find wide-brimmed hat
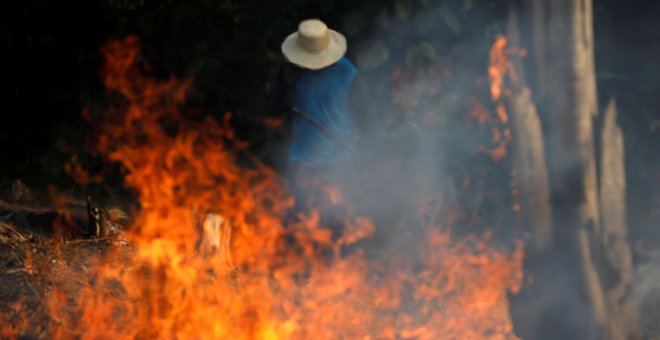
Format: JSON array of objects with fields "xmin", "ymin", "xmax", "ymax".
[{"xmin": 281, "ymin": 19, "xmax": 346, "ymax": 70}]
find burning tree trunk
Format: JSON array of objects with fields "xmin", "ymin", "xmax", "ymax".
[
  {"xmin": 508, "ymin": 0, "xmax": 638, "ymax": 339},
  {"xmin": 500, "ymin": 6, "xmax": 554, "ymax": 252},
  {"xmin": 492, "ymin": 7, "xmax": 557, "ymax": 338}
]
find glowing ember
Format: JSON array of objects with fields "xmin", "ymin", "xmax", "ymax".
[{"xmin": 5, "ymin": 36, "xmax": 523, "ymax": 339}]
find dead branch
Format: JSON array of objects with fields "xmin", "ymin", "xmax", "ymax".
[
  {"xmin": 0, "ymin": 222, "xmax": 29, "ymax": 243},
  {"xmin": 0, "ymin": 198, "xmax": 87, "ymax": 220}
]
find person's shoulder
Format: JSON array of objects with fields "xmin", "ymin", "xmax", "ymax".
[
  {"xmin": 337, "ymin": 57, "xmax": 357, "ymax": 73},
  {"xmin": 332, "ymin": 57, "xmax": 357, "ymax": 83}
]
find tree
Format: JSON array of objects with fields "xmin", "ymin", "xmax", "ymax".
[{"xmin": 503, "ymin": 1, "xmax": 637, "ymax": 339}]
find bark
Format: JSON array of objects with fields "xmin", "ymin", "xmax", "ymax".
[
  {"xmin": 0, "ymin": 197, "xmax": 127, "ymax": 239},
  {"xmin": 506, "ymin": 86, "xmax": 554, "ymax": 248},
  {"xmin": 503, "ymin": 9, "xmax": 557, "ymax": 338},
  {"xmin": 524, "ymin": 0, "xmax": 549, "ymax": 98},
  {"xmin": 0, "ymin": 198, "xmax": 88, "ymax": 220},
  {"xmin": 534, "ymin": 1, "xmax": 608, "ymax": 338},
  {"xmin": 522, "ymin": 1, "xmax": 636, "ymax": 339},
  {"xmin": 505, "ymin": 6, "xmax": 554, "ymax": 252},
  {"xmin": 597, "ymin": 98, "xmax": 637, "ymax": 338}
]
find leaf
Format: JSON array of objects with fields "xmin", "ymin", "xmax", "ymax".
[
  {"xmin": 395, "ymin": 0, "xmax": 412, "ymax": 20},
  {"xmin": 463, "ymin": 0, "xmax": 474, "ymax": 12},
  {"xmin": 406, "ymin": 41, "xmax": 436, "ymax": 69},
  {"xmin": 357, "ymin": 41, "xmax": 390, "ymax": 71},
  {"xmin": 439, "ymin": 5, "xmax": 462, "ymax": 36},
  {"xmin": 341, "ymin": 10, "xmax": 366, "ymax": 36},
  {"xmin": 389, "ymin": 30, "xmax": 406, "ymax": 48},
  {"xmin": 414, "ymin": 9, "xmax": 437, "ymax": 34},
  {"xmin": 374, "ymin": 8, "xmax": 389, "ymax": 31},
  {"xmin": 319, "ymin": 1, "xmax": 335, "ymax": 14}
]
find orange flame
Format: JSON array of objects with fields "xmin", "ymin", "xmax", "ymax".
[
  {"xmin": 63, "ymin": 154, "xmax": 103, "ymax": 185},
  {"xmin": 489, "ymin": 36, "xmax": 512, "ymax": 104},
  {"xmin": 485, "ymin": 36, "xmax": 518, "ymax": 162},
  {"xmin": 27, "ymin": 37, "xmax": 524, "ymax": 339}
]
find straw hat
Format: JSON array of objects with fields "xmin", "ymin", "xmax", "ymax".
[{"xmin": 281, "ymin": 19, "xmax": 347, "ymax": 70}]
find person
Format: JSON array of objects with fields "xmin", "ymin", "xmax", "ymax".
[{"xmin": 267, "ymin": 19, "xmax": 379, "ymax": 235}]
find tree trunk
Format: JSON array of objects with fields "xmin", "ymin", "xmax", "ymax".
[
  {"xmin": 504, "ymin": 5, "xmax": 554, "ymax": 252},
  {"xmin": 520, "ymin": 1, "xmax": 637, "ymax": 339},
  {"xmin": 597, "ymin": 98, "xmax": 637, "ymax": 338},
  {"xmin": 502, "ymin": 8, "xmax": 558, "ymax": 338},
  {"xmin": 531, "ymin": 1, "xmax": 608, "ymax": 338}
]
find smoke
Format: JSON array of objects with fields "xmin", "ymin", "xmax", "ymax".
[
  {"xmin": 312, "ymin": 2, "xmax": 515, "ymax": 252},
  {"xmin": 632, "ymin": 251, "xmax": 660, "ymax": 336},
  {"xmin": 286, "ymin": 2, "xmax": 660, "ymax": 339}
]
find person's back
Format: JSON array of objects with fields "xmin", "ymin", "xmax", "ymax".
[{"xmin": 289, "ymin": 57, "xmax": 357, "ymax": 170}]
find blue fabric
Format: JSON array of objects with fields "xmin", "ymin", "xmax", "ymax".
[{"xmin": 289, "ymin": 57, "xmax": 357, "ymax": 169}]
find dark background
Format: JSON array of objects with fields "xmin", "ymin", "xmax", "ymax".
[{"xmin": 0, "ymin": 0, "xmax": 659, "ymax": 254}]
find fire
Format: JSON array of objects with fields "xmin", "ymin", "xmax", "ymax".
[
  {"xmin": 482, "ymin": 35, "xmax": 516, "ymax": 163},
  {"xmin": 4, "ymin": 37, "xmax": 523, "ymax": 339},
  {"xmin": 488, "ymin": 36, "xmax": 510, "ymax": 104}
]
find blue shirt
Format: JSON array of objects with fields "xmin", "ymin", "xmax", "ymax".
[{"xmin": 289, "ymin": 57, "xmax": 357, "ymax": 169}]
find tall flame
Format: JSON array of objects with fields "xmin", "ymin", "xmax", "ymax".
[{"xmin": 11, "ymin": 36, "xmax": 525, "ymax": 339}]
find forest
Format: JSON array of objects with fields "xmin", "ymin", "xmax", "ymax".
[{"xmin": 1, "ymin": 0, "xmax": 659, "ymax": 339}]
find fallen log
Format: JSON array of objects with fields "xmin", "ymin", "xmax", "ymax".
[
  {"xmin": 0, "ymin": 196, "xmax": 127, "ymax": 239},
  {"xmin": 0, "ymin": 198, "xmax": 87, "ymax": 221}
]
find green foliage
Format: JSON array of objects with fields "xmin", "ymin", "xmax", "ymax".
[
  {"xmin": 438, "ymin": 5, "xmax": 462, "ymax": 36},
  {"xmin": 356, "ymin": 41, "xmax": 389, "ymax": 71},
  {"xmin": 394, "ymin": 0, "xmax": 413, "ymax": 20}
]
